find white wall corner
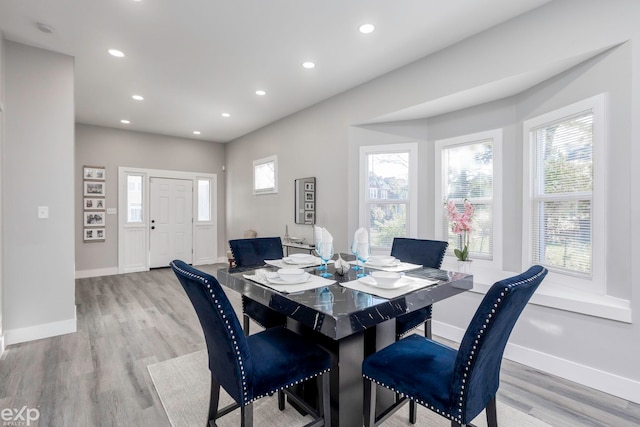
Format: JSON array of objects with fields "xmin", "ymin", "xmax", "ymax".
[
  {"xmin": 4, "ymin": 308, "xmax": 77, "ymax": 346},
  {"xmin": 432, "ymin": 321, "xmax": 639, "ymax": 405}
]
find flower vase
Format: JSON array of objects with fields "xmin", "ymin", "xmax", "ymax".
[{"xmin": 457, "ymin": 260, "xmax": 473, "ymax": 275}]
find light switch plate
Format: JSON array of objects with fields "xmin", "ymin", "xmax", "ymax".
[{"xmin": 107, "ymin": 208, "xmax": 117, "ymax": 215}]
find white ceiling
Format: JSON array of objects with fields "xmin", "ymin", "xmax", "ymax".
[{"xmin": 0, "ymin": 0, "xmax": 550, "ymax": 143}]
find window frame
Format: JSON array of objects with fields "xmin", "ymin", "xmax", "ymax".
[
  {"xmin": 434, "ymin": 129, "xmax": 503, "ymax": 271},
  {"xmin": 522, "ymin": 94, "xmax": 606, "ymax": 294},
  {"xmin": 359, "ymin": 143, "xmax": 418, "ymax": 251},
  {"xmin": 253, "ymin": 155, "xmax": 278, "ymax": 195}
]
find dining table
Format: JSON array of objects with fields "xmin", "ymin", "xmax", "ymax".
[{"xmin": 216, "ymin": 253, "xmax": 473, "ymax": 427}]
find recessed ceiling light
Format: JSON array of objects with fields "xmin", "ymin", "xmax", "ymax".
[
  {"xmin": 108, "ymin": 49, "xmax": 125, "ymax": 58},
  {"xmin": 36, "ymin": 22, "xmax": 54, "ymax": 34},
  {"xmin": 193, "ymin": 131, "xmax": 201, "ymax": 135},
  {"xmin": 132, "ymin": 94, "xmax": 144, "ymax": 101},
  {"xmin": 120, "ymin": 119, "xmax": 130, "ymax": 124},
  {"xmin": 302, "ymin": 61, "xmax": 315, "ymax": 69},
  {"xmin": 255, "ymin": 90, "xmax": 266, "ymax": 96},
  {"xmin": 221, "ymin": 113, "xmax": 231, "ymax": 118},
  {"xmin": 359, "ymin": 24, "xmax": 375, "ymax": 34}
]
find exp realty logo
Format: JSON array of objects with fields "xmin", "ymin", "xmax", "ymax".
[{"xmin": 1, "ymin": 406, "xmax": 40, "ymax": 426}]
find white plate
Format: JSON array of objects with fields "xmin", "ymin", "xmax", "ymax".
[
  {"xmin": 283, "ymin": 254, "xmax": 318, "ymax": 264},
  {"xmin": 358, "ymin": 275, "xmax": 413, "ymax": 289},
  {"xmin": 365, "ymin": 258, "xmax": 401, "ymax": 267},
  {"xmin": 266, "ymin": 272, "xmax": 312, "ymax": 285}
]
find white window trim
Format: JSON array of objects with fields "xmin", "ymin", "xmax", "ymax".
[
  {"xmin": 522, "ymin": 94, "xmax": 607, "ymax": 295},
  {"xmin": 253, "ymin": 155, "xmax": 278, "ymax": 195},
  {"xmin": 434, "ymin": 129, "xmax": 503, "ymax": 271},
  {"xmin": 359, "ymin": 143, "xmax": 418, "ymax": 250}
]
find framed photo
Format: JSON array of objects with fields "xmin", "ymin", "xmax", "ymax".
[
  {"xmin": 84, "ymin": 181, "xmax": 105, "ymax": 197},
  {"xmin": 84, "ymin": 211, "xmax": 105, "ymax": 227},
  {"xmin": 84, "ymin": 166, "xmax": 105, "ymax": 181},
  {"xmin": 304, "ymin": 182, "xmax": 315, "ymax": 191},
  {"xmin": 84, "ymin": 198, "xmax": 105, "ymax": 210},
  {"xmin": 304, "ymin": 191, "xmax": 314, "ymax": 202},
  {"xmin": 304, "ymin": 202, "xmax": 314, "ymax": 210},
  {"xmin": 84, "ymin": 228, "xmax": 105, "ymax": 242},
  {"xmin": 304, "ymin": 211, "xmax": 315, "ymax": 223}
]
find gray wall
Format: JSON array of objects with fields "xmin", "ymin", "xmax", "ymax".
[
  {"xmin": 226, "ymin": 0, "xmax": 640, "ymax": 400},
  {"xmin": 3, "ymin": 41, "xmax": 76, "ymax": 334},
  {"xmin": 75, "ymin": 124, "xmax": 227, "ymax": 272},
  {"xmin": 0, "ymin": 34, "xmax": 5, "ymax": 343}
]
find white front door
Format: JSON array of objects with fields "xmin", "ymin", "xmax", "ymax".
[{"xmin": 149, "ymin": 178, "xmax": 193, "ymax": 268}]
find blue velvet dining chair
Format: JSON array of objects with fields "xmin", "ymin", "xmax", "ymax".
[
  {"xmin": 171, "ymin": 260, "xmax": 331, "ymax": 427},
  {"xmin": 229, "ymin": 237, "xmax": 288, "ymax": 335},
  {"xmin": 362, "ymin": 265, "xmax": 547, "ymax": 427},
  {"xmin": 390, "ymin": 238, "xmax": 448, "ymax": 340}
]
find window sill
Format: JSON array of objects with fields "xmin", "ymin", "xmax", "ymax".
[{"xmin": 441, "ymin": 260, "xmax": 632, "ymax": 323}]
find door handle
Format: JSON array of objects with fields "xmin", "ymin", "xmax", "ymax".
[{"xmin": 151, "ymin": 226, "xmax": 155, "ymax": 230}]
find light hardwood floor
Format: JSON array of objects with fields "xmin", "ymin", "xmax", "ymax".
[{"xmin": 1, "ymin": 265, "xmax": 638, "ymax": 426}]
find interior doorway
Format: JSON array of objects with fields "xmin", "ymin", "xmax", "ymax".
[{"xmin": 149, "ymin": 177, "xmax": 193, "ymax": 268}]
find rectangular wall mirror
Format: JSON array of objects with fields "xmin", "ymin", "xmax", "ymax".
[{"xmin": 295, "ymin": 177, "xmax": 316, "ymax": 224}]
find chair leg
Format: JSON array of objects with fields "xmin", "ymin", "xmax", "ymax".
[
  {"xmin": 424, "ymin": 318, "xmax": 432, "ymax": 339},
  {"xmin": 486, "ymin": 396, "xmax": 498, "ymax": 427},
  {"xmin": 451, "ymin": 421, "xmax": 462, "ymax": 427},
  {"xmin": 209, "ymin": 374, "xmax": 221, "ymax": 425},
  {"xmin": 240, "ymin": 402, "xmax": 253, "ymax": 427},
  {"xmin": 277, "ymin": 390, "xmax": 285, "ymax": 410},
  {"xmin": 409, "ymin": 399, "xmax": 417, "ymax": 424},
  {"xmin": 243, "ymin": 313, "xmax": 250, "ymax": 336},
  {"xmin": 364, "ymin": 378, "xmax": 376, "ymax": 427}
]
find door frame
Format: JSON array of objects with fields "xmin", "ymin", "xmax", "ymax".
[{"xmin": 118, "ymin": 167, "xmax": 217, "ymax": 274}]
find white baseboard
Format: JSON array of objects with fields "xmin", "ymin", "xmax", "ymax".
[
  {"xmin": 5, "ymin": 312, "xmax": 77, "ymax": 346},
  {"xmin": 75, "ymin": 267, "xmax": 119, "ymax": 279},
  {"xmin": 433, "ymin": 320, "xmax": 640, "ymax": 405}
]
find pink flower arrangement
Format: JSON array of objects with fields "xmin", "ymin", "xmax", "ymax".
[{"xmin": 446, "ymin": 199, "xmax": 474, "ymax": 261}]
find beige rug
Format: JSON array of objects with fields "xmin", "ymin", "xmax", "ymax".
[{"xmin": 148, "ymin": 350, "xmax": 551, "ymax": 427}]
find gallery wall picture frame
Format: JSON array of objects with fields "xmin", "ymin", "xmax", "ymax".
[
  {"xmin": 84, "ymin": 211, "xmax": 106, "ymax": 227},
  {"xmin": 84, "ymin": 181, "xmax": 105, "ymax": 197},
  {"xmin": 295, "ymin": 177, "xmax": 316, "ymax": 225},
  {"xmin": 84, "ymin": 166, "xmax": 106, "ymax": 181},
  {"xmin": 84, "ymin": 228, "xmax": 105, "ymax": 242},
  {"xmin": 304, "ymin": 191, "xmax": 314, "ymax": 202},
  {"xmin": 84, "ymin": 198, "xmax": 105, "ymax": 210}
]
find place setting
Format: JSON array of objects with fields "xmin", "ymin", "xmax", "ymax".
[
  {"xmin": 265, "ymin": 253, "xmax": 322, "ymax": 269},
  {"xmin": 341, "ymin": 270, "xmax": 438, "ymax": 299},
  {"xmin": 243, "ymin": 267, "xmax": 336, "ymax": 293}
]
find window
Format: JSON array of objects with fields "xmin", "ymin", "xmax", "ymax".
[
  {"xmin": 197, "ymin": 179, "xmax": 211, "ymax": 221},
  {"xmin": 360, "ymin": 143, "xmax": 417, "ymax": 250},
  {"xmin": 523, "ymin": 95, "xmax": 605, "ymax": 290},
  {"xmin": 253, "ymin": 155, "xmax": 278, "ymax": 195},
  {"xmin": 127, "ymin": 175, "xmax": 143, "ymax": 223},
  {"xmin": 435, "ymin": 130, "xmax": 502, "ymax": 266}
]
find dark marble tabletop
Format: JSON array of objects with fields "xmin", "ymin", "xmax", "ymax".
[{"xmin": 216, "ymin": 254, "xmax": 473, "ymax": 340}]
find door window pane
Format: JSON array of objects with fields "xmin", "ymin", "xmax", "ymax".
[
  {"xmin": 198, "ymin": 179, "xmax": 211, "ymax": 221},
  {"xmin": 127, "ymin": 175, "xmax": 143, "ymax": 223}
]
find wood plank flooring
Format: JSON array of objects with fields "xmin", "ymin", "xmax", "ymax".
[{"xmin": 0, "ymin": 264, "xmax": 638, "ymax": 426}]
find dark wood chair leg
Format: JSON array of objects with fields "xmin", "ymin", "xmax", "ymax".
[
  {"xmin": 243, "ymin": 313, "xmax": 250, "ymax": 336},
  {"xmin": 364, "ymin": 378, "xmax": 376, "ymax": 427},
  {"xmin": 424, "ymin": 318, "xmax": 432, "ymax": 339},
  {"xmin": 277, "ymin": 390, "xmax": 285, "ymax": 410},
  {"xmin": 486, "ymin": 396, "xmax": 498, "ymax": 427},
  {"xmin": 409, "ymin": 399, "xmax": 417, "ymax": 424},
  {"xmin": 451, "ymin": 421, "xmax": 462, "ymax": 427},
  {"xmin": 240, "ymin": 402, "xmax": 253, "ymax": 427},
  {"xmin": 209, "ymin": 375, "xmax": 221, "ymax": 426}
]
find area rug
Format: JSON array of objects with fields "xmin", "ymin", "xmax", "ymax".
[{"xmin": 148, "ymin": 350, "xmax": 551, "ymax": 427}]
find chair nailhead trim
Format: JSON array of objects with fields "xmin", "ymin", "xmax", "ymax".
[
  {"xmin": 172, "ymin": 261, "xmax": 331, "ymax": 407},
  {"xmin": 364, "ymin": 268, "xmax": 547, "ymax": 424}
]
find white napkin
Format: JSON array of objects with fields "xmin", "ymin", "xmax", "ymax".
[
  {"xmin": 319, "ymin": 228, "xmax": 334, "ymax": 259},
  {"xmin": 314, "ymin": 226, "xmax": 323, "ymax": 245},
  {"xmin": 352, "ymin": 227, "xmax": 369, "ymax": 253}
]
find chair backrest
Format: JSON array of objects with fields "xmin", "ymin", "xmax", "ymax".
[
  {"xmin": 170, "ymin": 260, "xmax": 255, "ymax": 405},
  {"xmin": 229, "ymin": 237, "xmax": 284, "ymax": 267},
  {"xmin": 390, "ymin": 238, "xmax": 448, "ymax": 269},
  {"xmin": 450, "ymin": 265, "xmax": 547, "ymax": 422}
]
